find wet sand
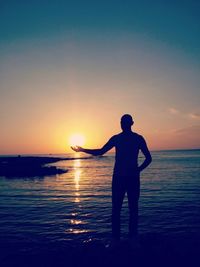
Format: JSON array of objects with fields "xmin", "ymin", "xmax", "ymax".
[{"xmin": 1, "ymin": 234, "xmax": 199, "ymax": 267}]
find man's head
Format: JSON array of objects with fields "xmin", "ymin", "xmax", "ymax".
[{"xmin": 121, "ymin": 114, "xmax": 134, "ymax": 131}]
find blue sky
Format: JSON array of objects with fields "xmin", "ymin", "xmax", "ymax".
[{"xmin": 1, "ymin": 0, "xmax": 199, "ymax": 57}]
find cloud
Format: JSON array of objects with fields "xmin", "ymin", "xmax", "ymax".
[
  {"xmin": 168, "ymin": 107, "xmax": 200, "ymax": 121},
  {"xmin": 173, "ymin": 125, "xmax": 200, "ymax": 135},
  {"xmin": 188, "ymin": 113, "xmax": 200, "ymax": 120},
  {"xmin": 168, "ymin": 107, "xmax": 179, "ymax": 114}
]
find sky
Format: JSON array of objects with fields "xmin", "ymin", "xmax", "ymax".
[{"xmin": 0, "ymin": 0, "xmax": 200, "ymax": 154}]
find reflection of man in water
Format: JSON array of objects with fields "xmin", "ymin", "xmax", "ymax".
[{"xmin": 72, "ymin": 114, "xmax": 152, "ymax": 243}]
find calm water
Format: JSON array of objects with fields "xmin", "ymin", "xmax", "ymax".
[{"xmin": 0, "ymin": 150, "xmax": 200, "ymax": 252}]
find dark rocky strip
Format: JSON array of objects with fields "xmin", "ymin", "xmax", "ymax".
[{"xmin": 0, "ymin": 156, "xmax": 68, "ymax": 178}]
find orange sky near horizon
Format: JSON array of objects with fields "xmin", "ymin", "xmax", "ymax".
[{"xmin": 0, "ymin": 36, "xmax": 200, "ymax": 154}]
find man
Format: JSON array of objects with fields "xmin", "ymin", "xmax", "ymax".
[{"xmin": 71, "ymin": 114, "xmax": 152, "ymax": 243}]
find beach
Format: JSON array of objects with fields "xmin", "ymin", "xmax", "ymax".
[{"xmin": 1, "ymin": 233, "xmax": 200, "ymax": 267}]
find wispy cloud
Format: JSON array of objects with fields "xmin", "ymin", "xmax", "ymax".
[
  {"xmin": 188, "ymin": 113, "xmax": 200, "ymax": 120},
  {"xmin": 168, "ymin": 107, "xmax": 200, "ymax": 121},
  {"xmin": 173, "ymin": 125, "xmax": 200, "ymax": 135},
  {"xmin": 168, "ymin": 107, "xmax": 179, "ymax": 114}
]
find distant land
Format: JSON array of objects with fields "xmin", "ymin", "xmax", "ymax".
[{"xmin": 0, "ymin": 156, "xmax": 68, "ymax": 178}]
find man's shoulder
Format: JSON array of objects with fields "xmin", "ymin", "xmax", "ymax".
[
  {"xmin": 112, "ymin": 132, "xmax": 125, "ymax": 138},
  {"xmin": 133, "ymin": 132, "xmax": 146, "ymax": 143},
  {"xmin": 109, "ymin": 133, "xmax": 120, "ymax": 140},
  {"xmin": 108, "ymin": 133, "xmax": 122, "ymax": 143},
  {"xmin": 133, "ymin": 132, "xmax": 144, "ymax": 139}
]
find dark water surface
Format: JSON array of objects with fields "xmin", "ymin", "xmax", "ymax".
[{"xmin": 0, "ymin": 150, "xmax": 200, "ymax": 253}]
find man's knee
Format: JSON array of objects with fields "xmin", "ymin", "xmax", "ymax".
[{"xmin": 128, "ymin": 198, "xmax": 139, "ymax": 211}]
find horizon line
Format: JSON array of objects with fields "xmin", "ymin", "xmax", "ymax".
[{"xmin": 0, "ymin": 148, "xmax": 200, "ymax": 156}]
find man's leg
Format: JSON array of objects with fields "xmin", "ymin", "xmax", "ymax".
[
  {"xmin": 112, "ymin": 177, "xmax": 126, "ymax": 239},
  {"xmin": 127, "ymin": 178, "xmax": 140, "ymax": 238},
  {"xmin": 127, "ymin": 196, "xmax": 139, "ymax": 238}
]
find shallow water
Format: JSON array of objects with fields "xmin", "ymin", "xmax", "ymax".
[{"xmin": 0, "ymin": 150, "xmax": 200, "ymax": 252}]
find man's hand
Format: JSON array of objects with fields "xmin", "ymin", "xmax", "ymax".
[{"xmin": 71, "ymin": 146, "xmax": 83, "ymax": 152}]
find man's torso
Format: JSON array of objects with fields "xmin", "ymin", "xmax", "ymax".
[{"xmin": 112, "ymin": 131, "xmax": 143, "ymax": 176}]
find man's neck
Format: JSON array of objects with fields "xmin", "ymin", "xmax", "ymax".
[{"xmin": 122, "ymin": 129, "xmax": 132, "ymax": 133}]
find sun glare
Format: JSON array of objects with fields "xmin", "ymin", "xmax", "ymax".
[{"xmin": 69, "ymin": 134, "xmax": 85, "ymax": 147}]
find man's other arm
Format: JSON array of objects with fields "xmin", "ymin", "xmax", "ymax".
[{"xmin": 138, "ymin": 136, "xmax": 152, "ymax": 172}]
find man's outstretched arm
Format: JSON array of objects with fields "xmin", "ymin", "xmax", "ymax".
[
  {"xmin": 138, "ymin": 137, "xmax": 152, "ymax": 172},
  {"xmin": 71, "ymin": 137, "xmax": 115, "ymax": 156}
]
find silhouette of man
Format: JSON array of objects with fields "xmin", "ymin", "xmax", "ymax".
[{"xmin": 71, "ymin": 114, "xmax": 152, "ymax": 242}]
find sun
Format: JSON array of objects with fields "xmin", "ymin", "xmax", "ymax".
[{"xmin": 69, "ymin": 133, "xmax": 85, "ymax": 147}]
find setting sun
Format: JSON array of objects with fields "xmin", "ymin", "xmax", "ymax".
[{"xmin": 69, "ymin": 134, "xmax": 85, "ymax": 147}]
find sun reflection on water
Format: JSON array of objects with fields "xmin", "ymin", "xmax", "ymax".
[
  {"xmin": 70, "ymin": 219, "xmax": 83, "ymax": 225},
  {"xmin": 67, "ymin": 159, "xmax": 89, "ymax": 235},
  {"xmin": 74, "ymin": 170, "xmax": 81, "ymax": 190},
  {"xmin": 68, "ymin": 229, "xmax": 88, "ymax": 234},
  {"xmin": 74, "ymin": 159, "xmax": 81, "ymax": 201},
  {"xmin": 75, "ymin": 192, "xmax": 80, "ymax": 203}
]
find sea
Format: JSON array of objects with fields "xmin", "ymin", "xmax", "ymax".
[{"xmin": 0, "ymin": 150, "xmax": 200, "ymax": 254}]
